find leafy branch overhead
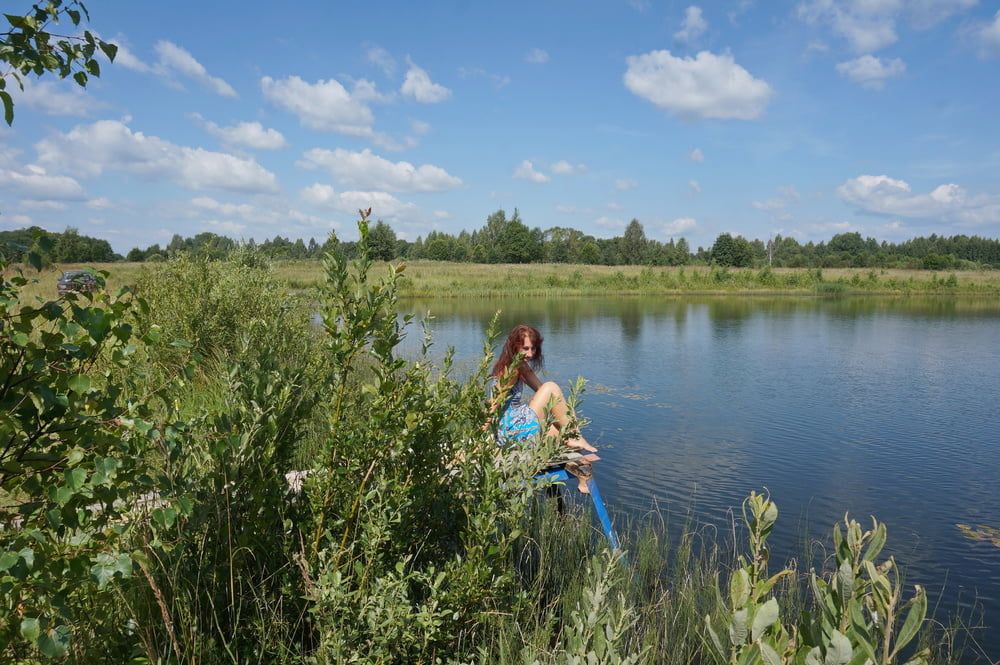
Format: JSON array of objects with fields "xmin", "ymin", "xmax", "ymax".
[{"xmin": 0, "ymin": 0, "xmax": 117, "ymax": 125}]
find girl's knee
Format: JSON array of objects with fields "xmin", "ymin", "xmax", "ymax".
[{"xmin": 542, "ymin": 381, "xmax": 562, "ymax": 395}]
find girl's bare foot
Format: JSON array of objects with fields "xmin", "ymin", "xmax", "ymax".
[{"xmin": 566, "ymin": 436, "xmax": 597, "ymax": 453}]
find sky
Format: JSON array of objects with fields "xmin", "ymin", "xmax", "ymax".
[{"xmin": 2, "ymin": 0, "xmax": 1000, "ymax": 254}]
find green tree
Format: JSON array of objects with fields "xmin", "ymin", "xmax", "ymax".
[
  {"xmin": 711, "ymin": 233, "xmax": 753, "ymax": 267},
  {"xmin": 621, "ymin": 219, "xmax": 647, "ymax": 264},
  {"xmin": 367, "ymin": 220, "xmax": 398, "ymax": 261},
  {"xmin": 1, "ymin": 1, "xmax": 117, "ymax": 125}
]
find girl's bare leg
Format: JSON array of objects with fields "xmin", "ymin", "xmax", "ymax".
[{"xmin": 529, "ymin": 382, "xmax": 597, "ymax": 452}]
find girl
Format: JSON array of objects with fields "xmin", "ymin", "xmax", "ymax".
[{"xmin": 489, "ymin": 324, "xmax": 598, "ymax": 454}]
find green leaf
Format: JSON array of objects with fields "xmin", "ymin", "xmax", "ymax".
[
  {"xmin": 824, "ymin": 630, "xmax": 852, "ymax": 665},
  {"xmin": 730, "ymin": 568, "xmax": 751, "ymax": 609},
  {"xmin": 760, "ymin": 641, "xmax": 782, "ymax": 665},
  {"xmin": 11, "ymin": 331, "xmax": 30, "ymax": 346},
  {"xmin": 27, "ymin": 250, "xmax": 42, "ymax": 271},
  {"xmin": 73, "ymin": 71, "xmax": 88, "ymax": 86},
  {"xmin": 894, "ymin": 586, "xmax": 926, "ymax": 655},
  {"xmin": 91, "ymin": 552, "xmax": 133, "ymax": 588},
  {"xmin": 67, "ymin": 373, "xmax": 91, "ymax": 394},
  {"xmin": 37, "ymin": 625, "xmax": 71, "ymax": 658},
  {"xmin": 729, "ymin": 608, "xmax": 748, "ymax": 646},
  {"xmin": 99, "ymin": 41, "xmax": 118, "ymax": 62},
  {"xmin": 863, "ymin": 523, "xmax": 886, "ymax": 561},
  {"xmin": 705, "ymin": 615, "xmax": 726, "ymax": 658},
  {"xmin": 67, "ymin": 9, "xmax": 81, "ymax": 24},
  {"xmin": 836, "ymin": 560, "xmax": 854, "ymax": 595},
  {"xmin": 752, "ymin": 598, "xmax": 780, "ymax": 642},
  {"xmin": 0, "ymin": 550, "xmax": 18, "ymax": 571},
  {"xmin": 0, "ymin": 89, "xmax": 12, "ymax": 126},
  {"xmin": 66, "ymin": 467, "xmax": 87, "ymax": 491},
  {"xmin": 20, "ymin": 617, "xmax": 40, "ymax": 641}
]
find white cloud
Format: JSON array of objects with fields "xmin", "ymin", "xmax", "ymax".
[
  {"xmin": 19, "ymin": 199, "xmax": 67, "ymax": 211},
  {"xmin": 35, "ymin": 119, "xmax": 278, "ymax": 193},
  {"xmin": 838, "ymin": 174, "xmax": 1000, "ymax": 225},
  {"xmin": 513, "ymin": 160, "xmax": 550, "ymax": 183},
  {"xmin": 411, "ymin": 120, "xmax": 431, "ymax": 135},
  {"xmin": 689, "ymin": 147, "xmax": 705, "ymax": 162},
  {"xmin": 87, "ymin": 197, "xmax": 112, "ymax": 209},
  {"xmin": 19, "ymin": 79, "xmax": 100, "ymax": 117},
  {"xmin": 206, "ymin": 219, "xmax": 247, "ymax": 234},
  {"xmin": 836, "ymin": 55, "xmax": 905, "ymax": 89},
  {"xmin": 615, "ymin": 178, "xmax": 638, "ymax": 191},
  {"xmin": 973, "ymin": 10, "xmax": 1000, "ymax": 57},
  {"xmin": 108, "ymin": 38, "xmax": 151, "ymax": 73},
  {"xmin": 191, "ymin": 196, "xmax": 256, "ymax": 218},
  {"xmin": 607, "ymin": 202, "xmax": 624, "ymax": 211},
  {"xmin": 551, "ymin": 160, "xmax": 587, "ymax": 175},
  {"xmin": 401, "ymin": 61, "xmax": 451, "ymax": 103},
  {"xmin": 689, "ymin": 179, "xmax": 702, "ymax": 193},
  {"xmin": 796, "ymin": 0, "xmax": 900, "ymax": 53},
  {"xmin": 193, "ymin": 114, "xmax": 287, "ymax": 150},
  {"xmin": 675, "ymin": 6, "xmax": 708, "ymax": 43},
  {"xmin": 301, "ymin": 184, "xmax": 417, "ymax": 218},
  {"xmin": 663, "ymin": 217, "xmax": 697, "ymax": 235},
  {"xmin": 433, "ymin": 210, "xmax": 451, "ymax": 219},
  {"xmin": 154, "ymin": 40, "xmax": 237, "ymax": 97},
  {"xmin": 624, "ymin": 50, "xmax": 772, "ymax": 120},
  {"xmin": 0, "ymin": 166, "xmax": 86, "ymax": 200},
  {"xmin": 796, "ymin": 0, "xmax": 976, "ymax": 53},
  {"xmin": 2, "ymin": 214, "xmax": 33, "ymax": 227},
  {"xmin": 367, "ymin": 46, "xmax": 397, "ymax": 77},
  {"xmin": 525, "ymin": 48, "xmax": 550, "ymax": 64},
  {"xmin": 458, "ymin": 66, "xmax": 512, "ymax": 89},
  {"xmin": 351, "ymin": 78, "xmax": 395, "ymax": 104},
  {"xmin": 262, "ymin": 75, "xmax": 375, "ymax": 137},
  {"xmin": 298, "ymin": 148, "xmax": 462, "ymax": 192},
  {"xmin": 594, "ymin": 216, "xmax": 625, "ymax": 231}
]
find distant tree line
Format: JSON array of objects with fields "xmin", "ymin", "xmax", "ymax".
[
  {"xmin": 4, "ymin": 212, "xmax": 1000, "ymax": 269},
  {"xmin": 0, "ymin": 226, "xmax": 118, "ymax": 264}
]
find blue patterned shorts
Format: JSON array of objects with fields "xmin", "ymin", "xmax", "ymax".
[{"xmin": 497, "ymin": 404, "xmax": 540, "ymax": 446}]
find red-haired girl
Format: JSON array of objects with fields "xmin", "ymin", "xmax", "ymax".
[{"xmin": 489, "ymin": 324, "xmax": 597, "ymax": 453}]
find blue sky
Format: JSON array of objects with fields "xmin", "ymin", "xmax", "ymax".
[{"xmin": 2, "ymin": 0, "xmax": 1000, "ymax": 254}]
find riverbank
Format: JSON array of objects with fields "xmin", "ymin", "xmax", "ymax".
[{"xmin": 15, "ymin": 260, "xmax": 1000, "ymax": 300}]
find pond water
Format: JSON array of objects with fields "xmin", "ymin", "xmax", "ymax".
[{"xmin": 396, "ymin": 295, "xmax": 1000, "ymax": 660}]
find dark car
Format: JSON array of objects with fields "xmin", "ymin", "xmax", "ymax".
[{"xmin": 57, "ymin": 270, "xmax": 99, "ymax": 296}]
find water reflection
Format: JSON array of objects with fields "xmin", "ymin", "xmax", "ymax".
[{"xmin": 396, "ymin": 295, "xmax": 1000, "ymax": 660}]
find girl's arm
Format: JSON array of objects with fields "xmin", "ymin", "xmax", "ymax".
[{"xmin": 519, "ymin": 363, "xmax": 543, "ymax": 391}]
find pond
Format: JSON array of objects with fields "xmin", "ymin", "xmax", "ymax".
[{"xmin": 396, "ymin": 295, "xmax": 1000, "ymax": 660}]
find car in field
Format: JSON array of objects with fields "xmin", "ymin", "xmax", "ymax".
[{"xmin": 57, "ymin": 270, "xmax": 99, "ymax": 296}]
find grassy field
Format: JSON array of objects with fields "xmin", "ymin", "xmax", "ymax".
[{"xmin": 14, "ymin": 260, "xmax": 1000, "ymax": 301}]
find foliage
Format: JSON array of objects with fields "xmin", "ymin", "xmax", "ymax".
[
  {"xmin": 0, "ymin": 259, "xmax": 184, "ymax": 658},
  {"xmin": 133, "ymin": 253, "xmax": 305, "ymax": 364},
  {"xmin": 0, "ymin": 0, "xmax": 116, "ymax": 125},
  {"xmin": 0, "ymin": 226, "xmax": 118, "ymax": 264},
  {"xmin": 705, "ymin": 492, "xmax": 930, "ymax": 665}
]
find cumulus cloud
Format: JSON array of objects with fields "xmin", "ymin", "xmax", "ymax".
[
  {"xmin": 663, "ymin": 217, "xmax": 697, "ymax": 235},
  {"xmin": 615, "ymin": 178, "xmax": 638, "ymax": 191},
  {"xmin": 111, "ymin": 39, "xmax": 152, "ymax": 73},
  {"xmin": 301, "ymin": 184, "xmax": 417, "ymax": 218},
  {"xmin": 206, "ymin": 219, "xmax": 247, "ymax": 234},
  {"xmin": 675, "ymin": 6, "xmax": 708, "ymax": 43},
  {"xmin": 838, "ymin": 174, "xmax": 1000, "ymax": 225},
  {"xmin": 689, "ymin": 179, "xmax": 702, "ymax": 193},
  {"xmin": 624, "ymin": 50, "xmax": 772, "ymax": 120},
  {"xmin": 458, "ymin": 66, "xmax": 511, "ymax": 89},
  {"xmin": 551, "ymin": 160, "xmax": 586, "ymax": 175},
  {"xmin": 192, "ymin": 114, "xmax": 287, "ymax": 150},
  {"xmin": 836, "ymin": 55, "xmax": 905, "ymax": 89},
  {"xmin": 19, "ymin": 79, "xmax": 100, "ymax": 117},
  {"xmin": 35, "ymin": 119, "xmax": 277, "ymax": 193},
  {"xmin": 594, "ymin": 216, "xmax": 625, "ymax": 231},
  {"xmin": 154, "ymin": 40, "xmax": 237, "ymax": 97},
  {"xmin": 513, "ymin": 160, "xmax": 550, "ymax": 183},
  {"xmin": 525, "ymin": 48, "xmax": 550, "ymax": 64},
  {"xmin": 298, "ymin": 148, "xmax": 462, "ymax": 192},
  {"xmin": 191, "ymin": 196, "xmax": 256, "ymax": 218},
  {"xmin": 689, "ymin": 147, "xmax": 705, "ymax": 162},
  {"xmin": 367, "ymin": 46, "xmax": 397, "ymax": 76},
  {"xmin": 262, "ymin": 75, "xmax": 375, "ymax": 137},
  {"xmin": 972, "ymin": 10, "xmax": 1000, "ymax": 57},
  {"xmin": 401, "ymin": 61, "xmax": 451, "ymax": 103},
  {"xmin": 797, "ymin": 0, "xmax": 976, "ymax": 53},
  {"xmin": 0, "ymin": 165, "xmax": 86, "ymax": 200}
]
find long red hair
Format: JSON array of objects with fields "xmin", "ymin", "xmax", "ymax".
[{"xmin": 491, "ymin": 324, "xmax": 543, "ymax": 378}]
